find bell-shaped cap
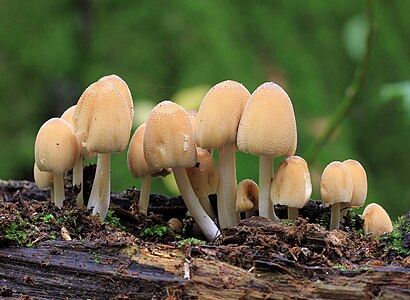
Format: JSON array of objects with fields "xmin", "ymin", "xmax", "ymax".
[
  {"xmin": 35, "ymin": 118, "xmax": 80, "ymax": 174},
  {"xmin": 236, "ymin": 179, "xmax": 259, "ymax": 212},
  {"xmin": 320, "ymin": 161, "xmax": 353, "ymax": 205},
  {"xmin": 237, "ymin": 82, "xmax": 297, "ymax": 157},
  {"xmin": 271, "ymin": 156, "xmax": 312, "ymax": 209},
  {"xmin": 195, "ymin": 80, "xmax": 250, "ymax": 149},
  {"xmin": 33, "ymin": 163, "xmax": 53, "ymax": 189},
  {"xmin": 73, "ymin": 80, "xmax": 132, "ymax": 154},
  {"xmin": 362, "ymin": 203, "xmax": 393, "ymax": 237},
  {"xmin": 342, "ymin": 159, "xmax": 367, "ymax": 206},
  {"xmin": 186, "ymin": 147, "xmax": 218, "ymax": 198},
  {"xmin": 143, "ymin": 101, "xmax": 197, "ymax": 170}
]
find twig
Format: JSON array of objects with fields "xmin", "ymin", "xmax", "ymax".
[{"xmin": 305, "ymin": 0, "xmax": 376, "ymax": 164}]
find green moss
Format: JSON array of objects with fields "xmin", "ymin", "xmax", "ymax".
[
  {"xmin": 140, "ymin": 224, "xmax": 171, "ymax": 238},
  {"xmin": 177, "ymin": 238, "xmax": 206, "ymax": 248},
  {"xmin": 3, "ymin": 211, "xmax": 30, "ymax": 246},
  {"xmin": 378, "ymin": 215, "xmax": 410, "ymax": 256},
  {"xmin": 103, "ymin": 210, "xmax": 126, "ymax": 230}
]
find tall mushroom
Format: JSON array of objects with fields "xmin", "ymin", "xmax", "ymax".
[
  {"xmin": 73, "ymin": 78, "xmax": 133, "ymax": 220},
  {"xmin": 341, "ymin": 159, "xmax": 368, "ymax": 216},
  {"xmin": 320, "ymin": 161, "xmax": 353, "ymax": 230},
  {"xmin": 195, "ymin": 80, "xmax": 250, "ymax": 228},
  {"xmin": 362, "ymin": 203, "xmax": 393, "ymax": 237},
  {"xmin": 270, "ymin": 156, "xmax": 312, "ymax": 220},
  {"xmin": 237, "ymin": 82, "xmax": 297, "ymax": 221},
  {"xmin": 144, "ymin": 101, "xmax": 220, "ymax": 241},
  {"xmin": 34, "ymin": 118, "xmax": 80, "ymax": 208}
]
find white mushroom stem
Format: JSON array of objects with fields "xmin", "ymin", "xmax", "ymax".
[
  {"xmin": 198, "ymin": 196, "xmax": 217, "ymax": 220},
  {"xmin": 259, "ymin": 156, "xmax": 279, "ymax": 221},
  {"xmin": 138, "ymin": 174, "xmax": 151, "ymax": 215},
  {"xmin": 50, "ymin": 186, "xmax": 55, "ymax": 204},
  {"xmin": 73, "ymin": 157, "xmax": 84, "ymax": 206},
  {"xmin": 288, "ymin": 207, "xmax": 299, "ymax": 220},
  {"xmin": 92, "ymin": 153, "xmax": 111, "ymax": 220},
  {"xmin": 173, "ymin": 167, "xmax": 220, "ymax": 241},
  {"xmin": 217, "ymin": 143, "xmax": 238, "ymax": 228},
  {"xmin": 53, "ymin": 173, "xmax": 65, "ymax": 209},
  {"xmin": 87, "ymin": 158, "xmax": 101, "ymax": 209},
  {"xmin": 330, "ymin": 203, "xmax": 341, "ymax": 230}
]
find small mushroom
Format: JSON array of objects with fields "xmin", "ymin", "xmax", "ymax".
[
  {"xmin": 236, "ymin": 179, "xmax": 259, "ymax": 219},
  {"xmin": 341, "ymin": 159, "xmax": 368, "ymax": 216},
  {"xmin": 320, "ymin": 161, "xmax": 353, "ymax": 230},
  {"xmin": 362, "ymin": 203, "xmax": 393, "ymax": 237},
  {"xmin": 270, "ymin": 156, "xmax": 312, "ymax": 220},
  {"xmin": 33, "ymin": 163, "xmax": 54, "ymax": 204},
  {"xmin": 168, "ymin": 218, "xmax": 183, "ymax": 233}
]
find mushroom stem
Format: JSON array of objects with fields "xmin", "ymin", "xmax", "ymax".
[
  {"xmin": 330, "ymin": 203, "xmax": 341, "ymax": 230},
  {"xmin": 92, "ymin": 153, "xmax": 111, "ymax": 220},
  {"xmin": 88, "ymin": 158, "xmax": 101, "ymax": 209},
  {"xmin": 53, "ymin": 173, "xmax": 65, "ymax": 209},
  {"xmin": 50, "ymin": 186, "xmax": 55, "ymax": 204},
  {"xmin": 198, "ymin": 196, "xmax": 217, "ymax": 220},
  {"xmin": 173, "ymin": 167, "xmax": 220, "ymax": 241},
  {"xmin": 259, "ymin": 156, "xmax": 279, "ymax": 221},
  {"xmin": 340, "ymin": 203, "xmax": 349, "ymax": 218},
  {"xmin": 138, "ymin": 174, "xmax": 151, "ymax": 215},
  {"xmin": 73, "ymin": 157, "xmax": 84, "ymax": 206},
  {"xmin": 217, "ymin": 143, "xmax": 238, "ymax": 228},
  {"xmin": 287, "ymin": 207, "xmax": 299, "ymax": 220}
]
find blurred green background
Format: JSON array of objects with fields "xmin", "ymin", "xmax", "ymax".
[{"xmin": 0, "ymin": 0, "xmax": 409, "ymax": 219}]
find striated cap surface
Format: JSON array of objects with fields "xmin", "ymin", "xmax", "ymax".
[
  {"xmin": 342, "ymin": 159, "xmax": 367, "ymax": 206},
  {"xmin": 320, "ymin": 161, "xmax": 353, "ymax": 205},
  {"xmin": 362, "ymin": 203, "xmax": 393, "ymax": 237}
]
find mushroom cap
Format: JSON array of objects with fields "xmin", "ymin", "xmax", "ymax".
[
  {"xmin": 237, "ymin": 82, "xmax": 297, "ymax": 157},
  {"xmin": 73, "ymin": 80, "xmax": 132, "ymax": 154},
  {"xmin": 342, "ymin": 159, "xmax": 367, "ymax": 206},
  {"xmin": 143, "ymin": 101, "xmax": 197, "ymax": 170},
  {"xmin": 271, "ymin": 156, "xmax": 312, "ymax": 209},
  {"xmin": 236, "ymin": 179, "xmax": 259, "ymax": 212},
  {"xmin": 362, "ymin": 203, "xmax": 393, "ymax": 237},
  {"xmin": 320, "ymin": 161, "xmax": 353, "ymax": 205},
  {"xmin": 33, "ymin": 163, "xmax": 53, "ymax": 189},
  {"xmin": 35, "ymin": 118, "xmax": 80, "ymax": 174},
  {"xmin": 128, "ymin": 123, "xmax": 161, "ymax": 178},
  {"xmin": 195, "ymin": 80, "xmax": 250, "ymax": 149},
  {"xmin": 99, "ymin": 74, "xmax": 134, "ymax": 123},
  {"xmin": 186, "ymin": 147, "xmax": 218, "ymax": 198}
]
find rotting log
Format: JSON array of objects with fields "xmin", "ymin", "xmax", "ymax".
[{"xmin": 0, "ymin": 240, "xmax": 409, "ymax": 299}]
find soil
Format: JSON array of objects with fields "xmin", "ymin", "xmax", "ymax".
[{"xmin": 0, "ymin": 166, "xmax": 409, "ymax": 299}]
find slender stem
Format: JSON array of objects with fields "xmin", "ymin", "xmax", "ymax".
[
  {"xmin": 259, "ymin": 156, "xmax": 279, "ymax": 221},
  {"xmin": 330, "ymin": 203, "xmax": 341, "ymax": 230},
  {"xmin": 87, "ymin": 157, "xmax": 101, "ymax": 209},
  {"xmin": 340, "ymin": 203, "xmax": 349, "ymax": 219},
  {"xmin": 173, "ymin": 167, "xmax": 220, "ymax": 241},
  {"xmin": 288, "ymin": 207, "xmax": 299, "ymax": 220},
  {"xmin": 305, "ymin": 0, "xmax": 375, "ymax": 164},
  {"xmin": 198, "ymin": 196, "xmax": 217, "ymax": 220},
  {"xmin": 138, "ymin": 174, "xmax": 151, "ymax": 215},
  {"xmin": 50, "ymin": 186, "xmax": 55, "ymax": 205},
  {"xmin": 53, "ymin": 173, "xmax": 65, "ymax": 209},
  {"xmin": 92, "ymin": 153, "xmax": 111, "ymax": 220},
  {"xmin": 73, "ymin": 157, "xmax": 84, "ymax": 206}
]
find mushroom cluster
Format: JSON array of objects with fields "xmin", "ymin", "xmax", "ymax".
[{"xmin": 34, "ymin": 76, "xmax": 392, "ymax": 241}]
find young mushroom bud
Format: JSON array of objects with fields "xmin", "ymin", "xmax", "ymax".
[
  {"xmin": 320, "ymin": 161, "xmax": 353, "ymax": 230},
  {"xmin": 34, "ymin": 118, "xmax": 80, "ymax": 208},
  {"xmin": 270, "ymin": 156, "xmax": 312, "ymax": 220},
  {"xmin": 362, "ymin": 203, "xmax": 393, "ymax": 237},
  {"xmin": 168, "ymin": 218, "xmax": 183, "ymax": 233},
  {"xmin": 236, "ymin": 179, "xmax": 259, "ymax": 219}
]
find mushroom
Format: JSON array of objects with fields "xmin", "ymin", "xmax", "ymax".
[
  {"xmin": 186, "ymin": 147, "xmax": 218, "ymax": 220},
  {"xmin": 341, "ymin": 159, "xmax": 368, "ymax": 216},
  {"xmin": 33, "ymin": 163, "xmax": 54, "ymax": 204},
  {"xmin": 34, "ymin": 118, "xmax": 80, "ymax": 208},
  {"xmin": 73, "ymin": 78, "xmax": 133, "ymax": 220},
  {"xmin": 237, "ymin": 82, "xmax": 297, "ymax": 221},
  {"xmin": 362, "ymin": 203, "xmax": 393, "ymax": 237},
  {"xmin": 320, "ymin": 161, "xmax": 353, "ymax": 230},
  {"xmin": 270, "ymin": 156, "xmax": 312, "ymax": 220},
  {"xmin": 144, "ymin": 101, "xmax": 220, "ymax": 241},
  {"xmin": 168, "ymin": 218, "xmax": 183, "ymax": 233},
  {"xmin": 195, "ymin": 80, "xmax": 250, "ymax": 228},
  {"xmin": 236, "ymin": 179, "xmax": 259, "ymax": 219}
]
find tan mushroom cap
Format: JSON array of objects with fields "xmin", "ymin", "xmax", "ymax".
[
  {"xmin": 362, "ymin": 203, "xmax": 393, "ymax": 237},
  {"xmin": 271, "ymin": 156, "xmax": 312, "ymax": 209},
  {"xmin": 35, "ymin": 118, "xmax": 80, "ymax": 174},
  {"xmin": 236, "ymin": 179, "xmax": 259, "ymax": 212},
  {"xmin": 73, "ymin": 80, "xmax": 132, "ymax": 154},
  {"xmin": 320, "ymin": 161, "xmax": 353, "ymax": 205},
  {"xmin": 99, "ymin": 74, "xmax": 134, "ymax": 122},
  {"xmin": 186, "ymin": 147, "xmax": 218, "ymax": 198},
  {"xmin": 143, "ymin": 101, "xmax": 197, "ymax": 170},
  {"xmin": 128, "ymin": 123, "xmax": 160, "ymax": 178},
  {"xmin": 237, "ymin": 82, "xmax": 297, "ymax": 157},
  {"xmin": 342, "ymin": 159, "xmax": 367, "ymax": 206},
  {"xmin": 195, "ymin": 80, "xmax": 250, "ymax": 149},
  {"xmin": 33, "ymin": 163, "xmax": 53, "ymax": 189}
]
